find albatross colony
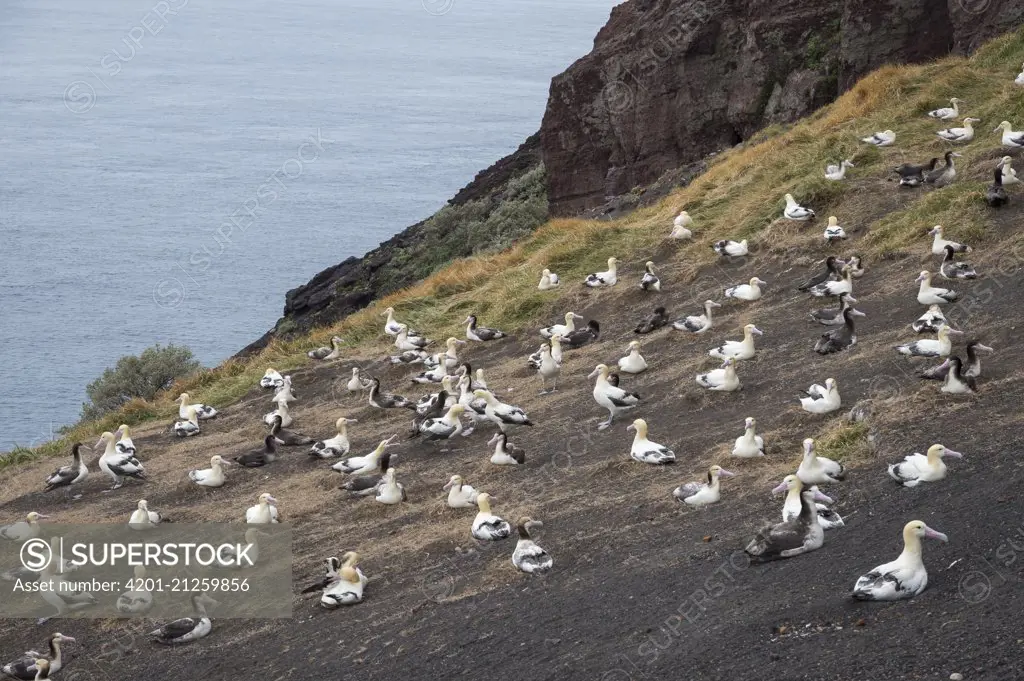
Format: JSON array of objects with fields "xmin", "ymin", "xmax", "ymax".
[{"xmin": 5, "ymin": 58, "xmax": 1024, "ymax": 678}]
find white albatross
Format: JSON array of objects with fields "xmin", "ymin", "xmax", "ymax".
[
  {"xmin": 825, "ymin": 159, "xmax": 854, "ymax": 181},
  {"xmin": 487, "ymin": 432, "xmax": 525, "ymax": 465},
  {"xmin": 310, "ymin": 552, "xmax": 368, "ymax": 607},
  {"xmin": 535, "ymin": 343, "xmax": 561, "ymax": 393},
  {"xmin": 895, "ymin": 325, "xmax": 962, "ymax": 358},
  {"xmin": 116, "ymin": 566, "xmax": 154, "ymax": 614},
  {"xmin": 696, "ymin": 357, "xmax": 741, "ymax": 392},
  {"xmin": 778, "ymin": 475, "xmax": 835, "ymax": 527},
  {"xmin": 309, "ymin": 417, "xmax": 357, "ymax": 459},
  {"xmin": 799, "ymin": 378, "xmax": 841, "ymax": 415},
  {"xmin": 928, "ymin": 225, "xmax": 971, "ymax": 255},
  {"xmin": 260, "ymin": 368, "xmax": 284, "ymax": 389},
  {"xmin": 626, "ymin": 419, "xmax": 676, "ymax": 465},
  {"xmin": 808, "ymin": 266, "xmax": 853, "ymax": 297},
  {"xmin": 927, "ymin": 97, "xmax": 962, "ymax": 121},
  {"xmin": 796, "ymin": 438, "xmax": 845, "ymax": 485},
  {"xmin": 346, "ymin": 367, "xmax": 372, "ymax": 392},
  {"xmin": 189, "ymin": 456, "xmax": 231, "ymax": 488},
  {"xmin": 245, "ymin": 492, "xmax": 280, "ymax": 524},
  {"xmin": 724, "ymin": 277, "xmax": 766, "ymax": 302},
  {"xmin": 332, "ymin": 436, "xmax": 398, "ymax": 475},
  {"xmin": 731, "ymin": 417, "xmax": 764, "ymax": 458},
  {"xmin": 639, "ymin": 261, "xmax": 661, "ymax": 291},
  {"xmin": 916, "ymin": 271, "xmax": 959, "ymax": 305},
  {"xmin": 538, "ymin": 269, "xmax": 560, "ymax": 290},
  {"xmin": 128, "ymin": 500, "xmax": 163, "ymax": 530},
  {"xmin": 588, "ymin": 364, "xmax": 640, "ymax": 429},
  {"xmin": 382, "ymin": 307, "xmax": 420, "ymax": 337},
  {"xmin": 673, "ymin": 465, "xmax": 735, "ymax": 507},
  {"xmin": 823, "ymin": 216, "xmax": 847, "ymax": 243},
  {"xmin": 709, "ymin": 323, "xmax": 762, "ymax": 360},
  {"xmin": 888, "ymin": 444, "xmax": 963, "ymax": 487},
  {"xmin": 540, "ymin": 311, "xmax": 583, "ymax": 339},
  {"xmin": 97, "ymin": 430, "xmax": 147, "ymax": 489},
  {"xmin": 997, "ymin": 156, "xmax": 1020, "ymax": 185},
  {"xmin": 471, "ymin": 493, "xmax": 511, "ymax": 541},
  {"xmin": 584, "ymin": 257, "xmax": 618, "ymax": 287},
  {"xmin": 617, "ymin": 340, "xmax": 647, "ymax": 374},
  {"xmin": 861, "ymin": 130, "xmax": 896, "ymax": 146},
  {"xmin": 177, "ymin": 392, "xmax": 217, "ymax": 420},
  {"xmin": 443, "ymin": 475, "xmax": 480, "ymax": 508},
  {"xmin": 473, "ymin": 389, "xmax": 534, "ymax": 432},
  {"xmin": 783, "ymin": 194, "xmax": 815, "ymax": 220},
  {"xmin": 673, "ymin": 300, "xmax": 721, "ymax": 333},
  {"xmin": 912, "ymin": 304, "xmax": 948, "ymax": 333},
  {"xmin": 375, "ymin": 467, "xmax": 407, "ymax": 504},
  {"xmin": 936, "ymin": 117, "xmax": 980, "ymax": 142},
  {"xmin": 0, "ymin": 512, "xmax": 50, "ymax": 541},
  {"xmin": 852, "ymin": 520, "xmax": 948, "ymax": 601},
  {"xmin": 670, "ymin": 211, "xmax": 694, "ymax": 239},
  {"xmin": 262, "ymin": 398, "xmax": 293, "ymax": 428},
  {"xmin": 713, "ymin": 239, "xmax": 748, "ymax": 257},
  {"xmin": 993, "ymin": 120, "xmax": 1024, "ymax": 148},
  {"xmin": 173, "ymin": 406, "xmax": 201, "ymax": 437}
]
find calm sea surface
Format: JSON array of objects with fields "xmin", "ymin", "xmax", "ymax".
[{"xmin": 0, "ymin": 0, "xmax": 620, "ymax": 451}]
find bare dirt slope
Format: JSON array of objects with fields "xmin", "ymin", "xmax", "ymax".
[{"xmin": 3, "ymin": 171, "xmax": 1024, "ymax": 680}]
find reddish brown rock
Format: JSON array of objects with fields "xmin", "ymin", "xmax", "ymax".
[{"xmin": 541, "ymin": 0, "xmax": 1024, "ymax": 215}]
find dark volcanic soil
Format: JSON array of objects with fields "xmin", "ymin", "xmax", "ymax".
[{"xmin": 3, "ymin": 183, "xmax": 1024, "ymax": 681}]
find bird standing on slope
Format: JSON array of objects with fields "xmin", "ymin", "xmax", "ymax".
[
  {"xmin": 43, "ymin": 444, "xmax": 89, "ymax": 501},
  {"xmin": 589, "ymin": 364, "xmax": 640, "ymax": 430},
  {"xmin": 536, "ymin": 343, "xmax": 561, "ymax": 393},
  {"xmin": 987, "ymin": 166, "xmax": 1008, "ymax": 207}
]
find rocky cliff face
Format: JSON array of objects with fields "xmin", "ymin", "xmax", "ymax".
[
  {"xmin": 241, "ymin": 0, "xmax": 1023, "ymax": 354},
  {"xmin": 541, "ymin": 0, "xmax": 1024, "ymax": 215}
]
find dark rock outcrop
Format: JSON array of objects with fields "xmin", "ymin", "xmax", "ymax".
[{"xmin": 541, "ymin": 0, "xmax": 1024, "ymax": 215}]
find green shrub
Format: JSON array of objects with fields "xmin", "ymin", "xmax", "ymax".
[{"xmin": 81, "ymin": 344, "xmax": 201, "ymax": 421}]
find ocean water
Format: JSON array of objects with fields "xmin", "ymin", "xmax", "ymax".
[{"xmin": 0, "ymin": 0, "xmax": 620, "ymax": 451}]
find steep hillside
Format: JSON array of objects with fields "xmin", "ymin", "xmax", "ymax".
[
  {"xmin": 542, "ymin": 0, "xmax": 1024, "ymax": 215},
  {"xmin": 244, "ymin": 0, "xmax": 1023, "ymax": 348},
  {"xmin": 4, "ymin": 30, "xmax": 1024, "ymax": 681}
]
